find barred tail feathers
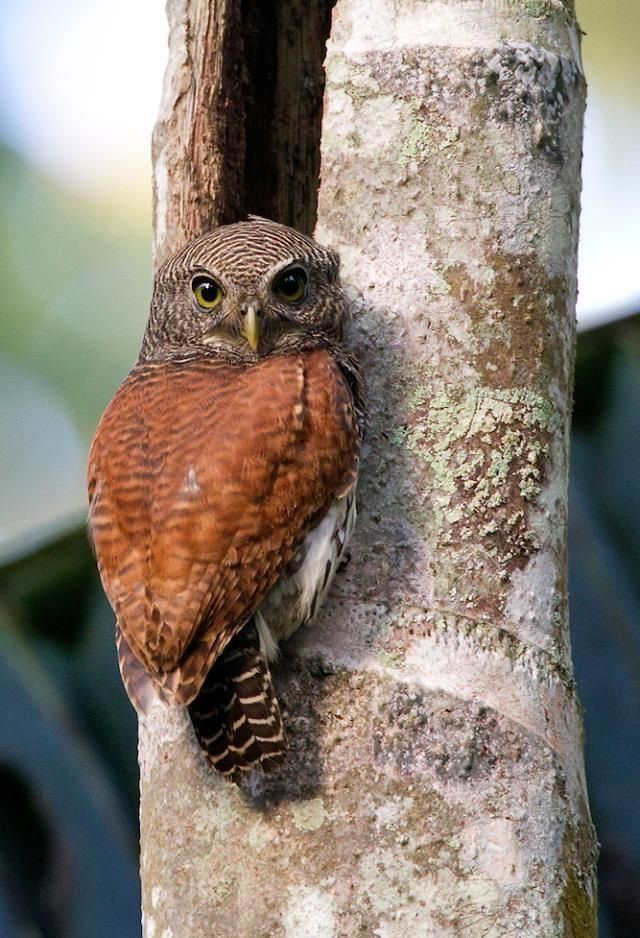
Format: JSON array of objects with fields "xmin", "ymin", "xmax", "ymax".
[{"xmin": 188, "ymin": 621, "xmax": 286, "ymax": 782}]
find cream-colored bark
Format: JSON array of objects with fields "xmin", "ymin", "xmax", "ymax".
[{"xmin": 141, "ymin": 2, "xmax": 595, "ymax": 936}]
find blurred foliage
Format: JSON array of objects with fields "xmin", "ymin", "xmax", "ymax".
[
  {"xmin": 0, "ymin": 525, "xmax": 140, "ymax": 936},
  {"xmin": 577, "ymin": 0, "xmax": 640, "ymax": 99},
  {"xmin": 0, "ymin": 144, "xmax": 150, "ymax": 439},
  {"xmin": 0, "ymin": 143, "xmax": 150, "ymax": 542},
  {"xmin": 570, "ymin": 315, "xmax": 640, "ymax": 938}
]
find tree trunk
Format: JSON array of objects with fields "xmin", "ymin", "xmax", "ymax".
[{"xmin": 140, "ymin": 2, "xmax": 596, "ymax": 936}]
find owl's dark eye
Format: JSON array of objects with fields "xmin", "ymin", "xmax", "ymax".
[
  {"xmin": 192, "ymin": 275, "xmax": 223, "ymax": 310},
  {"xmin": 273, "ymin": 267, "xmax": 308, "ymax": 304}
]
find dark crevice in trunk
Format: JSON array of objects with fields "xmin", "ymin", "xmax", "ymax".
[{"xmin": 240, "ymin": 0, "xmax": 335, "ymax": 234}]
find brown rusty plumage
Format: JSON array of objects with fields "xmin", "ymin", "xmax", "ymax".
[{"xmin": 88, "ymin": 218, "xmax": 365, "ymax": 780}]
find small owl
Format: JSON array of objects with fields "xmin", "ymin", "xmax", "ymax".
[{"xmin": 88, "ymin": 218, "xmax": 365, "ymax": 782}]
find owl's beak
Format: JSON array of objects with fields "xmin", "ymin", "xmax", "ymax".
[{"xmin": 240, "ymin": 304, "xmax": 261, "ymax": 351}]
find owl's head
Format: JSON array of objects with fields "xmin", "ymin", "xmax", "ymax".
[{"xmin": 140, "ymin": 218, "xmax": 347, "ymax": 363}]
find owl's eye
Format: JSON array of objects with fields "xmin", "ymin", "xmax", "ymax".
[
  {"xmin": 192, "ymin": 275, "xmax": 223, "ymax": 310},
  {"xmin": 273, "ymin": 267, "xmax": 308, "ymax": 304}
]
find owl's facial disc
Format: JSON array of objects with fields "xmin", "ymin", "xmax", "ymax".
[{"xmin": 195, "ymin": 261, "xmax": 314, "ymax": 357}]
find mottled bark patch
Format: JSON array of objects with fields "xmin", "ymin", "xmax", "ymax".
[
  {"xmin": 445, "ymin": 249, "xmax": 569, "ymax": 395},
  {"xmin": 391, "ymin": 382, "xmax": 560, "ymax": 614},
  {"xmin": 480, "ymin": 41, "xmax": 583, "ymax": 161},
  {"xmin": 523, "ymin": 0, "xmax": 571, "ymax": 18},
  {"xmin": 373, "ymin": 687, "xmax": 534, "ymax": 780},
  {"xmin": 346, "ymin": 42, "xmax": 583, "ymax": 167}
]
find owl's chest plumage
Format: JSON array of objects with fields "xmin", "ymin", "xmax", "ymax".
[{"xmin": 88, "ymin": 348, "xmax": 360, "ymax": 708}]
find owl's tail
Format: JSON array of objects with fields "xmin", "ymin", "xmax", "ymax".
[{"xmin": 188, "ymin": 621, "xmax": 287, "ymax": 782}]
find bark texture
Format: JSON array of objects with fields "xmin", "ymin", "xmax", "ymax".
[{"xmin": 141, "ymin": 1, "xmax": 596, "ymax": 936}]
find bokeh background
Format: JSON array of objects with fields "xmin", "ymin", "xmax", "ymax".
[{"xmin": 0, "ymin": 1, "xmax": 638, "ymax": 935}]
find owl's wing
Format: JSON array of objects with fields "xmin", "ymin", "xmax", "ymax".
[{"xmin": 88, "ymin": 349, "xmax": 359, "ymax": 706}]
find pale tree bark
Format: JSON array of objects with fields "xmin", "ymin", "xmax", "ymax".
[{"xmin": 141, "ymin": 2, "xmax": 595, "ymax": 936}]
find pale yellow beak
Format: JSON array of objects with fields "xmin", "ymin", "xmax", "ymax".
[{"xmin": 240, "ymin": 304, "xmax": 260, "ymax": 351}]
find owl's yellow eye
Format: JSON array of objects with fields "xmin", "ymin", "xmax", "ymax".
[
  {"xmin": 273, "ymin": 267, "xmax": 307, "ymax": 304},
  {"xmin": 192, "ymin": 276, "xmax": 223, "ymax": 310}
]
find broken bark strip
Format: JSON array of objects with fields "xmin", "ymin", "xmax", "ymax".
[
  {"xmin": 152, "ymin": 0, "xmax": 244, "ymax": 262},
  {"xmin": 152, "ymin": 0, "xmax": 334, "ymax": 265}
]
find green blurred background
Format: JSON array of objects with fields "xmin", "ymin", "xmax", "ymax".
[{"xmin": 0, "ymin": 1, "xmax": 638, "ymax": 935}]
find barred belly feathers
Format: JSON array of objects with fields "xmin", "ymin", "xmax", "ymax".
[{"xmin": 87, "ymin": 218, "xmax": 365, "ymax": 782}]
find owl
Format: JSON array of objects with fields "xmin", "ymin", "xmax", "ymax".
[{"xmin": 88, "ymin": 217, "xmax": 365, "ymax": 782}]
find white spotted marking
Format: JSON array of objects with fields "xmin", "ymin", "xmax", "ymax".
[
  {"xmin": 182, "ymin": 467, "xmax": 200, "ymax": 494},
  {"xmin": 283, "ymin": 885, "xmax": 336, "ymax": 938}
]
